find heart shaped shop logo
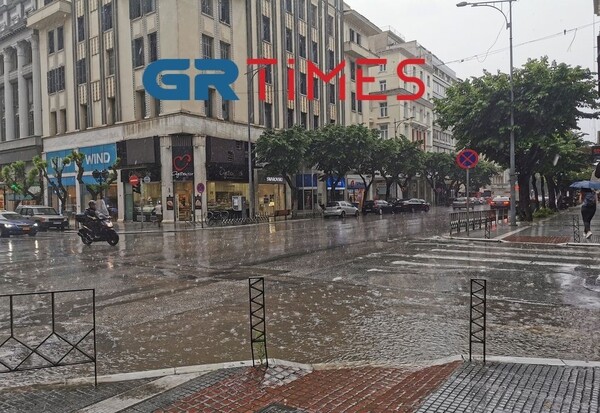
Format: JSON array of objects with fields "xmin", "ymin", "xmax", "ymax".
[{"xmin": 173, "ymin": 154, "xmax": 192, "ymax": 172}]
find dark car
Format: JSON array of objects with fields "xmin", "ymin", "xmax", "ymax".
[
  {"xmin": 490, "ymin": 196, "xmax": 510, "ymax": 209},
  {"xmin": 398, "ymin": 198, "xmax": 431, "ymax": 213},
  {"xmin": 0, "ymin": 211, "xmax": 39, "ymax": 237},
  {"xmin": 362, "ymin": 200, "xmax": 394, "ymax": 214}
]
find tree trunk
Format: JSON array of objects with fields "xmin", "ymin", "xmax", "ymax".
[
  {"xmin": 546, "ymin": 175, "xmax": 557, "ymax": 211},
  {"xmin": 385, "ymin": 179, "xmax": 394, "ymax": 201},
  {"xmin": 540, "ymin": 175, "xmax": 547, "ymax": 209},
  {"xmin": 531, "ymin": 174, "xmax": 540, "ymax": 211},
  {"xmin": 359, "ymin": 174, "xmax": 372, "ymax": 201},
  {"xmin": 283, "ymin": 175, "xmax": 297, "ymax": 216},
  {"xmin": 518, "ymin": 173, "xmax": 533, "ymax": 221}
]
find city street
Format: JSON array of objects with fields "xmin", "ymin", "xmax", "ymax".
[{"xmin": 1, "ymin": 206, "xmax": 599, "ymax": 388}]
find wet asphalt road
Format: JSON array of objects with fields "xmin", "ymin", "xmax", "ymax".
[{"xmin": 0, "ymin": 205, "xmax": 599, "ymax": 385}]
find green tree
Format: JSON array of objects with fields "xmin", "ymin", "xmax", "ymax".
[
  {"xmin": 379, "ymin": 137, "xmax": 424, "ymax": 200},
  {"xmin": 70, "ymin": 151, "xmax": 121, "ymax": 201},
  {"xmin": 423, "ymin": 152, "xmax": 454, "ymax": 205},
  {"xmin": 351, "ymin": 125, "xmax": 383, "ymax": 201},
  {"xmin": 33, "ymin": 154, "xmax": 73, "ymax": 214},
  {"xmin": 435, "ymin": 57, "xmax": 600, "ymax": 221},
  {"xmin": 1, "ymin": 161, "xmax": 43, "ymax": 208},
  {"xmin": 308, "ymin": 124, "xmax": 364, "ymax": 202},
  {"xmin": 256, "ymin": 125, "xmax": 309, "ymax": 213}
]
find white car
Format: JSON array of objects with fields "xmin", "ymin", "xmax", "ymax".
[{"xmin": 323, "ymin": 201, "xmax": 360, "ymax": 218}]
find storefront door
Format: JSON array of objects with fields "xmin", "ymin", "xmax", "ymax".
[{"xmin": 175, "ymin": 181, "xmax": 193, "ymax": 222}]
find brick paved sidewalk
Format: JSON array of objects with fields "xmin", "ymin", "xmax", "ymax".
[{"xmin": 123, "ymin": 362, "xmax": 460, "ymax": 413}]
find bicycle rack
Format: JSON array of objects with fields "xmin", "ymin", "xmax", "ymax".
[
  {"xmin": 249, "ymin": 277, "xmax": 268, "ymax": 368},
  {"xmin": 469, "ymin": 279, "xmax": 487, "ymax": 363}
]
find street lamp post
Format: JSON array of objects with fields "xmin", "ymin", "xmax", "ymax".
[
  {"xmin": 393, "ymin": 117, "xmax": 415, "ymax": 138},
  {"xmin": 457, "ymin": 0, "xmax": 517, "ymax": 227},
  {"xmin": 245, "ymin": 65, "xmax": 267, "ymax": 218}
]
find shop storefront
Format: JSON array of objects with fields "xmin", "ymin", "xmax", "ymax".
[
  {"xmin": 118, "ymin": 137, "xmax": 162, "ymax": 222},
  {"xmin": 46, "ymin": 149, "xmax": 78, "ymax": 215},
  {"xmin": 206, "ymin": 137, "xmax": 250, "ymax": 216},
  {"xmin": 172, "ymin": 137, "xmax": 195, "ymax": 222},
  {"xmin": 347, "ymin": 176, "xmax": 366, "ymax": 208},
  {"xmin": 296, "ymin": 173, "xmax": 318, "ymax": 210},
  {"xmin": 326, "ymin": 176, "xmax": 346, "ymax": 202},
  {"xmin": 257, "ymin": 173, "xmax": 286, "ymax": 216}
]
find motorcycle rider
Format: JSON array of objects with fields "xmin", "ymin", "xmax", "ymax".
[{"xmin": 84, "ymin": 200, "xmax": 101, "ymax": 233}]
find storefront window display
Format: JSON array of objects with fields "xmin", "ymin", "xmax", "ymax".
[
  {"xmin": 296, "ymin": 173, "xmax": 318, "ymax": 210},
  {"xmin": 133, "ymin": 182, "xmax": 161, "ymax": 222},
  {"xmin": 207, "ymin": 181, "xmax": 248, "ymax": 210},
  {"xmin": 258, "ymin": 184, "xmax": 285, "ymax": 215}
]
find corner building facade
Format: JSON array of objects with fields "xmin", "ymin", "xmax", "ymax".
[{"xmin": 28, "ymin": 0, "xmax": 345, "ymax": 221}]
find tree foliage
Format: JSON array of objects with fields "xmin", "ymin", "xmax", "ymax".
[
  {"xmin": 33, "ymin": 154, "xmax": 73, "ymax": 213},
  {"xmin": 1, "ymin": 161, "xmax": 43, "ymax": 207},
  {"xmin": 71, "ymin": 151, "xmax": 121, "ymax": 200},
  {"xmin": 435, "ymin": 57, "xmax": 600, "ymax": 220}
]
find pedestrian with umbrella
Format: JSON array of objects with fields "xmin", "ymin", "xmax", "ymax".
[{"xmin": 570, "ymin": 181, "xmax": 600, "ymax": 239}]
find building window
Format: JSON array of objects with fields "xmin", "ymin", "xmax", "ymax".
[
  {"xmin": 77, "ymin": 16, "xmax": 85, "ymax": 42},
  {"xmin": 102, "ymin": 3, "xmax": 113, "ymax": 31},
  {"xmin": 351, "ymin": 92, "xmax": 356, "ymax": 111},
  {"xmin": 148, "ymin": 32, "xmax": 158, "ymax": 62},
  {"xmin": 379, "ymin": 63, "xmax": 386, "ymax": 72},
  {"xmin": 107, "ymin": 98, "xmax": 116, "ymax": 124},
  {"xmin": 205, "ymin": 89, "xmax": 214, "ymax": 117},
  {"xmin": 262, "ymin": 15, "xmax": 270, "ymax": 42},
  {"xmin": 143, "ymin": 0, "xmax": 155, "ymax": 13},
  {"xmin": 329, "ymin": 84, "xmax": 335, "ymax": 104},
  {"xmin": 299, "ymin": 35, "xmax": 306, "ymax": 58},
  {"xmin": 312, "ymin": 78, "xmax": 319, "ymax": 99},
  {"xmin": 379, "ymin": 102, "xmax": 388, "ymax": 117},
  {"xmin": 285, "ymin": 0, "xmax": 293, "ymax": 13},
  {"xmin": 136, "ymin": 90, "xmax": 146, "ymax": 119},
  {"xmin": 313, "ymin": 114, "xmax": 319, "ymax": 129},
  {"xmin": 285, "ymin": 28, "xmax": 293, "ymax": 53},
  {"xmin": 80, "ymin": 104, "xmax": 89, "ymax": 130},
  {"xmin": 327, "ymin": 50, "xmax": 334, "ymax": 70},
  {"xmin": 349, "ymin": 28, "xmax": 355, "ymax": 42},
  {"xmin": 264, "ymin": 102, "xmax": 272, "ymax": 128},
  {"xmin": 57, "ymin": 26, "xmax": 64, "ymax": 51},
  {"xmin": 298, "ymin": 0, "xmax": 305, "ymax": 20},
  {"xmin": 220, "ymin": 41, "xmax": 230, "ymax": 60},
  {"xmin": 427, "ymin": 75, "xmax": 430, "ymax": 87},
  {"xmin": 201, "ymin": 0, "xmax": 213, "ymax": 16},
  {"xmin": 379, "ymin": 125, "xmax": 388, "ymax": 139},
  {"xmin": 379, "ymin": 80, "xmax": 386, "ymax": 91},
  {"xmin": 357, "ymin": 100, "xmax": 362, "ymax": 114},
  {"xmin": 300, "ymin": 73, "xmax": 307, "ymax": 95},
  {"xmin": 132, "ymin": 38, "xmax": 144, "ymax": 67},
  {"xmin": 47, "ymin": 66, "xmax": 65, "ymax": 94},
  {"xmin": 219, "ymin": 0, "xmax": 230, "ymax": 24},
  {"xmin": 106, "ymin": 49, "xmax": 115, "ymax": 75},
  {"xmin": 48, "ymin": 30, "xmax": 54, "ymax": 53},
  {"xmin": 202, "ymin": 34, "xmax": 213, "ymax": 59},
  {"xmin": 311, "ymin": 41, "xmax": 318, "ymax": 64},
  {"xmin": 327, "ymin": 15, "xmax": 334, "ymax": 36},
  {"xmin": 265, "ymin": 65, "xmax": 272, "ymax": 84},
  {"xmin": 287, "ymin": 108, "xmax": 294, "ymax": 128},
  {"xmin": 130, "ymin": 0, "xmax": 154, "ymax": 18},
  {"xmin": 300, "ymin": 112, "xmax": 307, "ymax": 127},
  {"xmin": 153, "ymin": 97, "xmax": 161, "ymax": 117},
  {"xmin": 350, "ymin": 61, "xmax": 355, "ymax": 81},
  {"xmin": 76, "ymin": 58, "xmax": 86, "ymax": 84},
  {"xmin": 222, "ymin": 100, "xmax": 230, "ymax": 120},
  {"xmin": 310, "ymin": 4, "xmax": 318, "ymax": 28}
]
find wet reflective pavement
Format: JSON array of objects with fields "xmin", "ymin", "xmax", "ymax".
[{"xmin": 0, "ymin": 207, "xmax": 599, "ymax": 385}]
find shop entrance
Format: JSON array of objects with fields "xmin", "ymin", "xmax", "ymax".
[{"xmin": 174, "ymin": 181, "xmax": 193, "ymax": 222}]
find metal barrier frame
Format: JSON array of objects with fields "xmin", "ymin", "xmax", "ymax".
[
  {"xmin": 573, "ymin": 215, "xmax": 581, "ymax": 243},
  {"xmin": 0, "ymin": 289, "xmax": 97, "ymax": 385},
  {"xmin": 450, "ymin": 210, "xmax": 503, "ymax": 235},
  {"xmin": 248, "ymin": 278, "xmax": 268, "ymax": 368},
  {"xmin": 469, "ymin": 279, "xmax": 487, "ymax": 363}
]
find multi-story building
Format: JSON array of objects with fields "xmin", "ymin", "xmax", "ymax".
[
  {"xmin": 429, "ymin": 53, "xmax": 456, "ymax": 154},
  {"xmin": 0, "ymin": 0, "xmax": 43, "ymax": 210},
  {"xmin": 27, "ymin": 0, "xmax": 346, "ymax": 221}
]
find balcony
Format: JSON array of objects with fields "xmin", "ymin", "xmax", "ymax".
[
  {"xmin": 344, "ymin": 41, "xmax": 378, "ymax": 60},
  {"xmin": 27, "ymin": 0, "xmax": 71, "ymax": 30}
]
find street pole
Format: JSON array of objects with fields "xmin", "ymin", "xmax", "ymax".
[
  {"xmin": 508, "ymin": 0, "xmax": 517, "ymax": 227},
  {"xmin": 457, "ymin": 0, "xmax": 517, "ymax": 227},
  {"xmin": 246, "ymin": 72, "xmax": 255, "ymax": 219},
  {"xmin": 466, "ymin": 168, "xmax": 470, "ymax": 236}
]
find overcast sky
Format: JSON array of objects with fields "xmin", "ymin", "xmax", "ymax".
[{"xmin": 345, "ymin": 0, "xmax": 599, "ymax": 142}]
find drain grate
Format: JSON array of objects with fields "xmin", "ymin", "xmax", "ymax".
[{"xmin": 256, "ymin": 403, "xmax": 306, "ymax": 413}]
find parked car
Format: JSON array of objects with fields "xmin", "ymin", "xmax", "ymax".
[
  {"xmin": 15, "ymin": 205, "xmax": 69, "ymax": 230},
  {"xmin": 362, "ymin": 200, "xmax": 394, "ymax": 215},
  {"xmin": 0, "ymin": 211, "xmax": 39, "ymax": 237},
  {"xmin": 323, "ymin": 201, "xmax": 360, "ymax": 218},
  {"xmin": 452, "ymin": 197, "xmax": 475, "ymax": 210},
  {"xmin": 490, "ymin": 196, "xmax": 511, "ymax": 209},
  {"xmin": 397, "ymin": 198, "xmax": 431, "ymax": 213}
]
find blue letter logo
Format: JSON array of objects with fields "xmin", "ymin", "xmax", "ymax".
[{"xmin": 143, "ymin": 59, "xmax": 191, "ymax": 100}]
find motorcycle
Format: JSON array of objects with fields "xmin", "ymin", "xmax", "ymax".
[{"xmin": 75, "ymin": 213, "xmax": 119, "ymax": 246}]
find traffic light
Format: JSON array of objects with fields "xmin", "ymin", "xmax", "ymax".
[{"xmin": 132, "ymin": 183, "xmax": 141, "ymax": 194}]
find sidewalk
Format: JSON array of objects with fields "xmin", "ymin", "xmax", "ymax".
[
  {"xmin": 2, "ymin": 357, "xmax": 600, "ymax": 412},
  {"xmin": 448, "ymin": 208, "xmax": 600, "ymax": 245}
]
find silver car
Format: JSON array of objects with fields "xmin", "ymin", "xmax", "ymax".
[{"xmin": 323, "ymin": 201, "xmax": 360, "ymax": 218}]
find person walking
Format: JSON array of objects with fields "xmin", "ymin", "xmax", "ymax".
[
  {"xmin": 153, "ymin": 201, "xmax": 163, "ymax": 228},
  {"xmin": 580, "ymin": 188, "xmax": 597, "ymax": 239}
]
